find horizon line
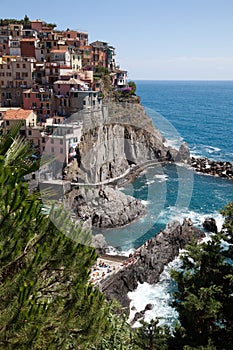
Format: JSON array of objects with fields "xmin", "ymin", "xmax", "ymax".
[{"xmin": 131, "ymin": 79, "xmax": 233, "ymax": 82}]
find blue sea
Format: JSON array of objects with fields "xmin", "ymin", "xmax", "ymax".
[
  {"xmin": 102, "ymin": 81, "xmax": 233, "ymax": 252},
  {"xmin": 100, "ymin": 81, "xmax": 233, "ymax": 326}
]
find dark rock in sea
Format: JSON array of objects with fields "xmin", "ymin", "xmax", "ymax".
[
  {"xmin": 131, "ymin": 304, "xmax": 154, "ymax": 324},
  {"xmin": 132, "ymin": 311, "xmax": 145, "ymax": 323},
  {"xmin": 145, "ymin": 303, "xmax": 153, "ymax": 311},
  {"xmin": 175, "ymin": 142, "xmax": 191, "ymax": 164},
  {"xmin": 99, "ymin": 219, "xmax": 205, "ymax": 313},
  {"xmin": 191, "ymin": 157, "xmax": 233, "ymax": 179},
  {"xmin": 203, "ymin": 217, "xmax": 218, "ymax": 233}
]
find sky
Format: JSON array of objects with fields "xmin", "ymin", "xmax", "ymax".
[{"xmin": 1, "ymin": 0, "xmax": 233, "ymax": 80}]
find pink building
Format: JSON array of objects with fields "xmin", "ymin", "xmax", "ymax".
[
  {"xmin": 23, "ymin": 87, "xmax": 54, "ymax": 120},
  {"xmin": 53, "ymin": 77, "xmax": 88, "ymax": 96},
  {"xmin": 42, "ymin": 122, "xmax": 83, "ymax": 164}
]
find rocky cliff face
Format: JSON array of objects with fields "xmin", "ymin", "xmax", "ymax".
[
  {"xmin": 99, "ymin": 219, "xmax": 205, "ymax": 311},
  {"xmin": 64, "ymin": 103, "xmax": 191, "ymax": 229},
  {"xmin": 66, "ymin": 102, "xmax": 188, "ymax": 184}
]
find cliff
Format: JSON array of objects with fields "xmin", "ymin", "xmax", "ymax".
[
  {"xmin": 99, "ymin": 219, "xmax": 205, "ymax": 312},
  {"xmin": 65, "ymin": 102, "xmax": 189, "ymax": 184},
  {"xmin": 63, "ymin": 102, "xmax": 190, "ymax": 228}
]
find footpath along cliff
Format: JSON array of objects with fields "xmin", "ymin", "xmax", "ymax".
[{"xmin": 64, "ymin": 102, "xmax": 191, "ymax": 228}]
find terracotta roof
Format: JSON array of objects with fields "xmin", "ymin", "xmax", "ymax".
[
  {"xmin": 54, "ymin": 77, "xmax": 86, "ymax": 85},
  {"xmin": 20, "ymin": 38, "xmax": 38, "ymax": 42},
  {"xmin": 50, "ymin": 49, "xmax": 67, "ymax": 53},
  {"xmin": 3, "ymin": 109, "xmax": 33, "ymax": 120},
  {"xmin": 79, "ymin": 45, "xmax": 91, "ymax": 50}
]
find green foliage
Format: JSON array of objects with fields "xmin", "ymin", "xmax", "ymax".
[
  {"xmin": 0, "ymin": 16, "xmax": 56, "ymax": 29},
  {"xmin": 128, "ymin": 80, "xmax": 137, "ymax": 94},
  {"xmin": 131, "ymin": 319, "xmax": 171, "ymax": 350},
  {"xmin": 24, "ymin": 15, "xmax": 30, "ymax": 23},
  {"xmin": 0, "ymin": 132, "xmax": 118, "ymax": 349},
  {"xmin": 170, "ymin": 203, "xmax": 233, "ymax": 350},
  {"xmin": 94, "ymin": 65, "xmax": 109, "ymax": 77}
]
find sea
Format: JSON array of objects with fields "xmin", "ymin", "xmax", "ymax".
[{"xmin": 100, "ymin": 80, "xmax": 233, "ymax": 327}]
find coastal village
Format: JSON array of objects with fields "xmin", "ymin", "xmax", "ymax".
[
  {"xmin": 1, "ymin": 8, "xmax": 233, "ymax": 350},
  {"xmin": 0, "ymin": 17, "xmax": 131, "ymax": 166},
  {"xmin": 0, "ymin": 17, "xmax": 145, "ymax": 286}
]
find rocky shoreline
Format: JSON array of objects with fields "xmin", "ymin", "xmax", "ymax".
[
  {"xmin": 99, "ymin": 219, "xmax": 205, "ymax": 313},
  {"xmin": 191, "ymin": 157, "xmax": 233, "ymax": 179},
  {"xmin": 65, "ymin": 186, "xmax": 146, "ymax": 228}
]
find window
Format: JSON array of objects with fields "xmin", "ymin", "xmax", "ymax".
[
  {"xmin": 51, "ymin": 139, "xmax": 54, "ymax": 144},
  {"xmin": 60, "ymin": 139, "xmax": 63, "ymax": 145},
  {"xmin": 16, "ymin": 63, "xmax": 20, "ymax": 68},
  {"xmin": 60, "ymin": 148, "xmax": 63, "ymax": 154},
  {"xmin": 83, "ymin": 100, "xmax": 86, "ymax": 105},
  {"xmin": 28, "ymin": 130, "xmax": 32, "ymax": 135},
  {"xmin": 42, "ymin": 137, "xmax": 45, "ymax": 143},
  {"xmin": 6, "ymin": 121, "xmax": 10, "ymax": 126},
  {"xmin": 25, "ymin": 93, "xmax": 30, "ymax": 98},
  {"xmin": 51, "ymin": 147, "xmax": 54, "ymax": 153},
  {"xmin": 23, "ymin": 64, "xmax": 26, "ymax": 68}
]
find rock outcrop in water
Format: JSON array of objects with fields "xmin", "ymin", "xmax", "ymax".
[
  {"xmin": 99, "ymin": 219, "xmax": 205, "ymax": 311},
  {"xmin": 166, "ymin": 142, "xmax": 191, "ymax": 164},
  {"xmin": 191, "ymin": 157, "xmax": 233, "ymax": 179},
  {"xmin": 203, "ymin": 217, "xmax": 218, "ymax": 233},
  {"xmin": 65, "ymin": 186, "xmax": 146, "ymax": 228}
]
